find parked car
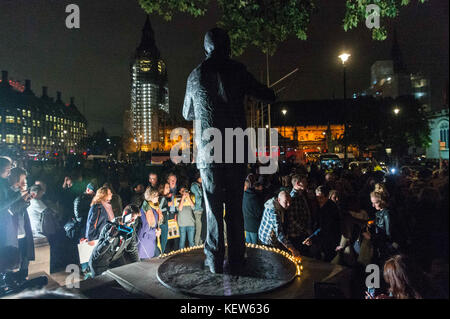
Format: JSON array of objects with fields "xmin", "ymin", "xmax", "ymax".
[{"xmin": 319, "ymin": 153, "xmax": 343, "ymax": 170}]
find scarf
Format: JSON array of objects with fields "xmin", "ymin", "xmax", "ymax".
[
  {"xmin": 146, "ymin": 201, "xmax": 162, "ymax": 226},
  {"xmin": 102, "ymin": 201, "xmax": 115, "ymax": 221}
]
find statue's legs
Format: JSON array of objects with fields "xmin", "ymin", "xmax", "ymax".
[{"xmin": 200, "ymin": 165, "xmax": 246, "ymax": 273}]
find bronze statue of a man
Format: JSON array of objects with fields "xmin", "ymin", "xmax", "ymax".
[{"xmin": 183, "ymin": 28, "xmax": 276, "ymax": 274}]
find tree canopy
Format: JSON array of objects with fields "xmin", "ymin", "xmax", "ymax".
[{"xmin": 138, "ymin": 0, "xmax": 428, "ymax": 56}]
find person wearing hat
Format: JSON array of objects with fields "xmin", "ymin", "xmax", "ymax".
[
  {"xmin": 88, "ymin": 204, "xmax": 141, "ymax": 277},
  {"xmin": 73, "ymin": 183, "xmax": 96, "ymax": 242},
  {"xmin": 70, "ymin": 183, "xmax": 96, "ymax": 276}
]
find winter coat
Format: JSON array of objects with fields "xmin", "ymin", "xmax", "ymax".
[
  {"xmin": 136, "ymin": 207, "xmax": 159, "ymax": 259},
  {"xmin": 190, "ymin": 182, "xmax": 204, "ymax": 212},
  {"xmin": 86, "ymin": 203, "xmax": 111, "ymax": 241},
  {"xmin": 315, "ymin": 200, "xmax": 341, "ymax": 253},
  {"xmin": 0, "ymin": 184, "xmax": 34, "ymax": 261},
  {"xmin": 74, "ymin": 193, "xmax": 93, "ymax": 239},
  {"xmin": 242, "ymin": 188, "xmax": 264, "ymax": 233},
  {"xmin": 158, "ymin": 196, "xmax": 171, "ymax": 224},
  {"xmin": 27, "ymin": 199, "xmax": 59, "ymax": 238}
]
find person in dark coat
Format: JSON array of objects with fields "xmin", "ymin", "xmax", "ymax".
[
  {"xmin": 27, "ymin": 184, "xmax": 66, "ymax": 273},
  {"xmin": 0, "ymin": 157, "xmax": 14, "ymax": 248},
  {"xmin": 85, "ymin": 186, "xmax": 114, "ymax": 241},
  {"xmin": 304, "ymin": 185, "xmax": 341, "ymax": 262},
  {"xmin": 73, "ymin": 183, "xmax": 95, "ymax": 241},
  {"xmin": 4, "ymin": 167, "xmax": 35, "ymax": 280},
  {"xmin": 60, "ymin": 176, "xmax": 78, "ymax": 222},
  {"xmin": 242, "ymin": 180, "xmax": 264, "ymax": 244},
  {"xmin": 182, "ymin": 27, "xmax": 276, "ymax": 274},
  {"xmin": 130, "ymin": 182, "xmax": 145, "ymax": 208},
  {"xmin": 89, "ymin": 205, "xmax": 140, "ymax": 277}
]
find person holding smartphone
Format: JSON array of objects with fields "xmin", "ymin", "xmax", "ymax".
[
  {"xmin": 2, "ymin": 167, "xmax": 35, "ymax": 280},
  {"xmin": 177, "ymin": 186, "xmax": 196, "ymax": 249}
]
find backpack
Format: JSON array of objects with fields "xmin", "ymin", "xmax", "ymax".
[{"xmin": 64, "ymin": 217, "xmax": 80, "ymax": 239}]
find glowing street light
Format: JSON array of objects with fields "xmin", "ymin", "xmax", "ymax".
[
  {"xmin": 393, "ymin": 107, "xmax": 400, "ymax": 115},
  {"xmin": 338, "ymin": 53, "xmax": 351, "ymax": 65},
  {"xmin": 281, "ymin": 109, "xmax": 287, "ymax": 116},
  {"xmin": 338, "ymin": 52, "xmax": 351, "ymax": 160}
]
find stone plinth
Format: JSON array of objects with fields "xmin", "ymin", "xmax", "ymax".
[
  {"xmin": 77, "ymin": 251, "xmax": 352, "ymax": 298},
  {"xmin": 157, "ymin": 247, "xmax": 297, "ymax": 297}
]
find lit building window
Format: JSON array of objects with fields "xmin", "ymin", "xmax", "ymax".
[
  {"xmin": 6, "ymin": 135, "xmax": 14, "ymax": 144},
  {"xmin": 23, "ymin": 127, "xmax": 27, "ymax": 134},
  {"xmin": 22, "ymin": 110, "xmax": 26, "ymax": 116},
  {"xmin": 28, "ymin": 111, "xmax": 31, "ymax": 117},
  {"xmin": 17, "ymin": 117, "xmax": 21, "ymax": 124},
  {"xmin": 46, "ymin": 115, "xmax": 49, "ymax": 121},
  {"xmin": 28, "ymin": 128, "xmax": 31, "ymax": 134},
  {"xmin": 6, "ymin": 116, "xmax": 14, "ymax": 123}
]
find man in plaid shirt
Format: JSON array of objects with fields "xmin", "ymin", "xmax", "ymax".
[
  {"xmin": 258, "ymin": 191, "xmax": 301, "ymax": 257},
  {"xmin": 285, "ymin": 174, "xmax": 312, "ymax": 251}
]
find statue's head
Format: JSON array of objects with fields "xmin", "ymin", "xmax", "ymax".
[{"xmin": 204, "ymin": 27, "xmax": 231, "ymax": 58}]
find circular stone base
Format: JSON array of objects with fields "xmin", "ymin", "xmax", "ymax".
[{"xmin": 157, "ymin": 247, "xmax": 297, "ymax": 297}]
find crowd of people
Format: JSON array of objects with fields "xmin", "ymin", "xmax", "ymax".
[{"xmin": 1, "ymin": 155, "xmax": 448, "ymax": 298}]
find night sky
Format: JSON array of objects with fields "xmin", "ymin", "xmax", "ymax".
[{"xmin": 0, "ymin": 0, "xmax": 448, "ymax": 136}]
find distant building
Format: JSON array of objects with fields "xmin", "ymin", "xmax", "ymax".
[
  {"xmin": 0, "ymin": 70, "xmax": 87, "ymax": 155},
  {"xmin": 130, "ymin": 15, "xmax": 169, "ymax": 152},
  {"xmin": 361, "ymin": 30, "xmax": 432, "ymax": 112},
  {"xmin": 426, "ymin": 107, "xmax": 449, "ymax": 160},
  {"xmin": 270, "ymin": 100, "xmax": 355, "ymax": 157}
]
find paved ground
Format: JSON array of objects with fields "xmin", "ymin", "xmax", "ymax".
[{"xmin": 28, "ymin": 239, "xmax": 83, "ymax": 288}]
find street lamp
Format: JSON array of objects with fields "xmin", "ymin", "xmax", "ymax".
[
  {"xmin": 338, "ymin": 53, "xmax": 351, "ymax": 65},
  {"xmin": 338, "ymin": 52, "xmax": 351, "ymax": 161},
  {"xmin": 281, "ymin": 109, "xmax": 287, "ymax": 150},
  {"xmin": 393, "ymin": 107, "xmax": 400, "ymax": 115}
]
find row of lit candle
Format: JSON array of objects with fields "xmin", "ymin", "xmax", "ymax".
[{"xmin": 159, "ymin": 243, "xmax": 303, "ymax": 277}]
